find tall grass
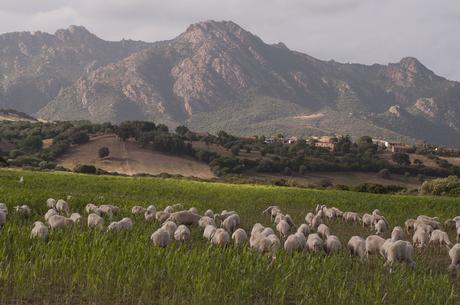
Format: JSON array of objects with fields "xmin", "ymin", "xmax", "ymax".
[{"xmin": 0, "ymin": 169, "xmax": 459, "ymax": 304}]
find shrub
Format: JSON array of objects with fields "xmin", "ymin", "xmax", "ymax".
[
  {"xmin": 73, "ymin": 164, "xmax": 97, "ymax": 174},
  {"xmin": 317, "ymin": 178, "xmax": 333, "ymax": 188},
  {"xmin": 420, "ymin": 175, "xmax": 460, "ymax": 196},
  {"xmin": 98, "ymin": 147, "xmax": 110, "ymax": 159}
]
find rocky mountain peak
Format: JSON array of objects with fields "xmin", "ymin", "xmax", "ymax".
[{"xmin": 55, "ymin": 25, "xmax": 100, "ymax": 43}]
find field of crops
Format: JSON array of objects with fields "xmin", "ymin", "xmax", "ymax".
[{"xmin": 0, "ymin": 169, "xmax": 459, "ymax": 305}]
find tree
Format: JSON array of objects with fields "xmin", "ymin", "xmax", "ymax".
[
  {"xmin": 230, "ymin": 145, "xmax": 240, "ymax": 156},
  {"xmin": 413, "ymin": 159, "xmax": 424, "ymax": 168},
  {"xmin": 98, "ymin": 147, "xmax": 110, "ymax": 159},
  {"xmin": 392, "ymin": 152, "xmax": 411, "ymax": 166},
  {"xmin": 19, "ymin": 135, "xmax": 42, "ymax": 153},
  {"xmin": 70, "ymin": 132, "xmax": 89, "ymax": 145},
  {"xmin": 175, "ymin": 125, "xmax": 189, "ymax": 136}
]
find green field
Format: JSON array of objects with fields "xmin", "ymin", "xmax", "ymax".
[{"xmin": 0, "ymin": 169, "xmax": 459, "ymax": 305}]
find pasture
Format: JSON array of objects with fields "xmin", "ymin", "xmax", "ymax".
[{"xmin": 0, "ymin": 169, "xmax": 459, "ymax": 305}]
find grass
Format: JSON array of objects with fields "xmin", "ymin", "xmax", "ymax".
[{"xmin": 0, "ymin": 169, "xmax": 459, "ymax": 304}]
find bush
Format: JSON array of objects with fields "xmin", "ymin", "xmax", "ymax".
[
  {"xmin": 73, "ymin": 164, "xmax": 97, "ymax": 174},
  {"xmin": 317, "ymin": 178, "xmax": 333, "ymax": 188},
  {"xmin": 420, "ymin": 175, "xmax": 460, "ymax": 196},
  {"xmin": 98, "ymin": 146, "xmax": 110, "ymax": 159},
  {"xmin": 377, "ymin": 168, "xmax": 391, "ymax": 179}
]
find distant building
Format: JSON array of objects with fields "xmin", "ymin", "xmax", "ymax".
[
  {"xmin": 315, "ymin": 141, "xmax": 335, "ymax": 151},
  {"xmin": 386, "ymin": 142, "xmax": 411, "ymax": 153}
]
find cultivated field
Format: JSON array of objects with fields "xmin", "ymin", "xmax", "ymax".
[{"xmin": 0, "ymin": 169, "xmax": 459, "ymax": 305}]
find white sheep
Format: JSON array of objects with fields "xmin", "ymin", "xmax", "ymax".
[
  {"xmin": 0, "ymin": 210, "xmax": 6, "ymax": 228},
  {"xmin": 87, "ymin": 213, "xmax": 104, "ymax": 230},
  {"xmin": 55, "ymin": 199, "xmax": 70, "ymax": 215},
  {"xmin": 372, "ymin": 209, "xmax": 382, "ymax": 216},
  {"xmin": 347, "ymin": 236, "xmax": 366, "ymax": 258},
  {"xmin": 444, "ymin": 219, "xmax": 456, "ymax": 230},
  {"xmin": 198, "ymin": 216, "xmax": 215, "ymax": 228},
  {"xmin": 70, "ymin": 213, "xmax": 83, "ymax": 225},
  {"xmin": 131, "ymin": 205, "xmax": 146, "ymax": 215},
  {"xmin": 380, "ymin": 240, "xmax": 415, "ymax": 269},
  {"xmin": 276, "ymin": 220, "xmax": 290, "ymax": 238},
  {"xmin": 85, "ymin": 203, "xmax": 99, "ymax": 214},
  {"xmin": 107, "ymin": 217, "xmax": 133, "ymax": 232},
  {"xmin": 317, "ymin": 224, "xmax": 331, "ymax": 239},
  {"xmin": 174, "ymin": 225, "xmax": 191, "ymax": 242},
  {"xmin": 215, "ymin": 210, "xmax": 238, "ymax": 222},
  {"xmin": 44, "ymin": 209, "xmax": 58, "ymax": 222},
  {"xmin": 307, "ymin": 233, "xmax": 324, "ymax": 253},
  {"xmin": 305, "ymin": 212, "xmax": 314, "ymax": 226},
  {"xmin": 417, "ymin": 215, "xmax": 441, "ymax": 229},
  {"xmin": 365, "ymin": 235, "xmax": 386, "ymax": 256},
  {"xmin": 296, "ymin": 224, "xmax": 310, "ymax": 237},
  {"xmin": 211, "ymin": 228, "xmax": 230, "ymax": 246},
  {"xmin": 46, "ymin": 198, "xmax": 56, "ymax": 209},
  {"xmin": 167, "ymin": 211, "xmax": 201, "ymax": 225},
  {"xmin": 262, "ymin": 206, "xmax": 281, "ymax": 220},
  {"xmin": 311, "ymin": 215, "xmax": 322, "ymax": 229},
  {"xmin": 251, "ymin": 223, "xmax": 265, "ymax": 236},
  {"xmin": 324, "ymin": 235, "xmax": 342, "ymax": 255},
  {"xmin": 151, "ymin": 228, "xmax": 171, "ymax": 248},
  {"xmin": 412, "ymin": 228, "xmax": 430, "ymax": 248},
  {"xmin": 0, "ymin": 203, "xmax": 8, "ymax": 215},
  {"xmin": 231, "ymin": 228, "xmax": 247, "ymax": 246},
  {"xmin": 156, "ymin": 211, "xmax": 170, "ymax": 223},
  {"xmin": 284, "ymin": 234, "xmax": 303, "ymax": 254},
  {"xmin": 404, "ymin": 219, "xmax": 416, "ymax": 233},
  {"xmin": 253, "ymin": 234, "xmax": 280, "ymax": 256},
  {"xmin": 48, "ymin": 214, "xmax": 73, "ymax": 229},
  {"xmin": 414, "ymin": 221, "xmax": 434, "ymax": 235},
  {"xmin": 164, "ymin": 206, "xmax": 174, "ymax": 214},
  {"xmin": 391, "ymin": 226, "xmax": 405, "ymax": 241},
  {"xmin": 96, "ymin": 206, "xmax": 113, "ymax": 221},
  {"xmin": 188, "ymin": 207, "xmax": 199, "ymax": 214},
  {"xmin": 203, "ymin": 225, "xmax": 217, "ymax": 240},
  {"xmin": 31, "ymin": 221, "xmax": 49, "ymax": 241},
  {"xmin": 429, "ymin": 229, "xmax": 453, "ymax": 249},
  {"xmin": 221, "ymin": 214, "xmax": 240, "ymax": 233},
  {"xmin": 144, "ymin": 209, "xmax": 156, "ymax": 222},
  {"xmin": 162, "ymin": 221, "xmax": 178, "ymax": 238},
  {"xmin": 343, "ymin": 212, "xmax": 361, "ymax": 223},
  {"xmin": 204, "ymin": 209, "xmax": 214, "ymax": 218},
  {"xmin": 172, "ymin": 203, "xmax": 184, "ymax": 211},
  {"xmin": 362, "ymin": 213, "xmax": 374, "ymax": 228},
  {"xmin": 14, "ymin": 205, "xmax": 31, "ymax": 218},
  {"xmin": 448, "ymin": 244, "xmax": 460, "ymax": 276},
  {"xmin": 457, "ymin": 227, "xmax": 460, "ymax": 243},
  {"xmin": 375, "ymin": 219, "xmax": 388, "ymax": 237}
]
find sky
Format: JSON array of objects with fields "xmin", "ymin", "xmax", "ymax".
[{"xmin": 0, "ymin": 0, "xmax": 459, "ymax": 80}]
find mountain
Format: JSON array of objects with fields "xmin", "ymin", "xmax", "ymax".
[{"xmin": 1, "ymin": 21, "xmax": 459, "ymax": 146}]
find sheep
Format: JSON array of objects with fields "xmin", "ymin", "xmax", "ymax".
[
  {"xmin": 204, "ymin": 209, "xmax": 214, "ymax": 218},
  {"xmin": 317, "ymin": 224, "xmax": 331, "ymax": 239},
  {"xmin": 284, "ymin": 234, "xmax": 303, "ymax": 254},
  {"xmin": 46, "ymin": 198, "xmax": 56, "ymax": 209},
  {"xmin": 44, "ymin": 209, "xmax": 58, "ymax": 221},
  {"xmin": 48, "ymin": 214, "xmax": 73, "ymax": 229},
  {"xmin": 412, "ymin": 228, "xmax": 430, "ymax": 248},
  {"xmin": 232, "ymin": 228, "xmax": 247, "ymax": 246},
  {"xmin": 107, "ymin": 217, "xmax": 133, "ymax": 232},
  {"xmin": 380, "ymin": 240, "xmax": 415, "ymax": 269},
  {"xmin": 188, "ymin": 207, "xmax": 199, "ymax": 214},
  {"xmin": 0, "ymin": 203, "xmax": 8, "ymax": 215},
  {"xmin": 347, "ymin": 236, "xmax": 366, "ymax": 258},
  {"xmin": 324, "ymin": 235, "xmax": 342, "ymax": 255},
  {"xmin": 168, "ymin": 211, "xmax": 201, "ymax": 226},
  {"xmin": 0, "ymin": 210, "xmax": 6, "ymax": 228},
  {"xmin": 375, "ymin": 219, "xmax": 388, "ymax": 237},
  {"xmin": 307, "ymin": 233, "xmax": 324, "ymax": 253},
  {"xmin": 276, "ymin": 220, "xmax": 290, "ymax": 238},
  {"xmin": 146, "ymin": 205, "xmax": 156, "ymax": 213},
  {"xmin": 151, "ymin": 228, "xmax": 171, "ymax": 248},
  {"xmin": 214, "ymin": 210, "xmax": 238, "ymax": 222},
  {"xmin": 85, "ymin": 203, "xmax": 99, "ymax": 214},
  {"xmin": 305, "ymin": 212, "xmax": 314, "ymax": 226},
  {"xmin": 429, "ymin": 229, "xmax": 453, "ymax": 249},
  {"xmin": 331, "ymin": 207, "xmax": 343, "ymax": 218},
  {"xmin": 203, "ymin": 225, "xmax": 217, "ymax": 240},
  {"xmin": 274, "ymin": 213, "xmax": 286, "ymax": 225},
  {"xmin": 221, "ymin": 214, "xmax": 240, "ymax": 233},
  {"xmin": 391, "ymin": 226, "xmax": 405, "ymax": 241},
  {"xmin": 95, "ymin": 206, "xmax": 113, "ymax": 221},
  {"xmin": 131, "ymin": 205, "xmax": 146, "ymax": 215},
  {"xmin": 101, "ymin": 204, "xmax": 120, "ymax": 214},
  {"xmin": 162, "ymin": 221, "xmax": 178, "ymax": 238},
  {"xmin": 198, "ymin": 216, "xmax": 215, "ymax": 228},
  {"xmin": 417, "ymin": 215, "xmax": 441, "ymax": 229},
  {"xmin": 372, "ymin": 209, "xmax": 382, "ymax": 216},
  {"xmin": 444, "ymin": 219, "xmax": 456, "ymax": 230},
  {"xmin": 414, "ymin": 221, "xmax": 434, "ymax": 235},
  {"xmin": 174, "ymin": 225, "xmax": 191, "ymax": 242},
  {"xmin": 365, "ymin": 235, "xmax": 386, "ymax": 256},
  {"xmin": 448, "ymin": 244, "xmax": 460, "ymax": 276},
  {"xmin": 70, "ymin": 213, "xmax": 83, "ymax": 225},
  {"xmin": 87, "ymin": 213, "xmax": 104, "ymax": 230},
  {"xmin": 31, "ymin": 221, "xmax": 49, "ymax": 241},
  {"xmin": 404, "ymin": 219, "xmax": 416, "ymax": 234},
  {"xmin": 251, "ymin": 223, "xmax": 265, "ymax": 236},
  {"xmin": 253, "ymin": 234, "xmax": 281, "ymax": 256},
  {"xmin": 144, "ymin": 209, "xmax": 156, "ymax": 222},
  {"xmin": 311, "ymin": 215, "xmax": 322, "ymax": 229},
  {"xmin": 260, "ymin": 227, "xmax": 275, "ymax": 237},
  {"xmin": 164, "ymin": 206, "xmax": 174, "ymax": 214},
  {"xmin": 210, "ymin": 228, "xmax": 230, "ymax": 246},
  {"xmin": 156, "ymin": 211, "xmax": 170, "ymax": 223},
  {"xmin": 262, "ymin": 206, "xmax": 281, "ymax": 220},
  {"xmin": 343, "ymin": 212, "xmax": 361, "ymax": 223},
  {"xmin": 296, "ymin": 224, "xmax": 311, "ymax": 237},
  {"xmin": 294, "ymin": 232, "xmax": 307, "ymax": 250},
  {"xmin": 362, "ymin": 213, "xmax": 374, "ymax": 228},
  {"xmin": 55, "ymin": 199, "xmax": 70, "ymax": 215},
  {"xmin": 457, "ymin": 227, "xmax": 460, "ymax": 243},
  {"xmin": 14, "ymin": 205, "xmax": 31, "ymax": 218},
  {"xmin": 284, "ymin": 214, "xmax": 296, "ymax": 228}
]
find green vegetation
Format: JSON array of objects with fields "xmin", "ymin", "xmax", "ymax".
[
  {"xmin": 0, "ymin": 169, "xmax": 459, "ymax": 304},
  {"xmin": 421, "ymin": 176, "xmax": 460, "ymax": 196},
  {"xmin": 98, "ymin": 146, "xmax": 110, "ymax": 159}
]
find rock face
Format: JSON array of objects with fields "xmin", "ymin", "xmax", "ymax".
[{"xmin": 1, "ymin": 21, "xmax": 460, "ymax": 145}]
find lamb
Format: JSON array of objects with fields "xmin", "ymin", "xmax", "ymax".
[
  {"xmin": 317, "ymin": 224, "xmax": 331, "ymax": 239},
  {"xmin": 131, "ymin": 205, "xmax": 146, "ymax": 215},
  {"xmin": 107, "ymin": 217, "xmax": 133, "ymax": 232},
  {"xmin": 307, "ymin": 233, "xmax": 324, "ymax": 253},
  {"xmin": 188, "ymin": 207, "xmax": 199, "ymax": 214},
  {"xmin": 203, "ymin": 225, "xmax": 217, "ymax": 240},
  {"xmin": 380, "ymin": 240, "xmax": 415, "ymax": 269},
  {"xmin": 391, "ymin": 226, "xmax": 405, "ymax": 241},
  {"xmin": 375, "ymin": 219, "xmax": 388, "ymax": 237},
  {"xmin": 85, "ymin": 203, "xmax": 99, "ymax": 214},
  {"xmin": 48, "ymin": 214, "xmax": 73, "ymax": 229},
  {"xmin": 429, "ymin": 229, "xmax": 453, "ymax": 249},
  {"xmin": 46, "ymin": 198, "xmax": 56, "ymax": 209},
  {"xmin": 162, "ymin": 221, "xmax": 178, "ymax": 238},
  {"xmin": 87, "ymin": 213, "xmax": 104, "ymax": 230},
  {"xmin": 232, "ymin": 228, "xmax": 247, "ymax": 246},
  {"xmin": 204, "ymin": 209, "xmax": 214, "ymax": 218},
  {"xmin": 324, "ymin": 235, "xmax": 342, "ymax": 255},
  {"xmin": 100, "ymin": 204, "xmax": 119, "ymax": 214},
  {"xmin": 284, "ymin": 234, "xmax": 304, "ymax": 254},
  {"xmin": 305, "ymin": 212, "xmax": 314, "ymax": 226},
  {"xmin": 296, "ymin": 224, "xmax": 311, "ymax": 237},
  {"xmin": 221, "ymin": 214, "xmax": 240, "ymax": 233},
  {"xmin": 347, "ymin": 236, "xmax": 366, "ymax": 258},
  {"xmin": 30, "ymin": 221, "xmax": 49, "ymax": 241},
  {"xmin": 55, "ymin": 199, "xmax": 70, "ymax": 215},
  {"xmin": 156, "ymin": 211, "xmax": 170, "ymax": 223},
  {"xmin": 198, "ymin": 216, "xmax": 215, "ymax": 228},
  {"xmin": 404, "ymin": 219, "xmax": 416, "ymax": 234},
  {"xmin": 412, "ymin": 228, "xmax": 430, "ymax": 248},
  {"xmin": 151, "ymin": 228, "xmax": 171, "ymax": 248},
  {"xmin": 70, "ymin": 213, "xmax": 83, "ymax": 225},
  {"xmin": 167, "ymin": 211, "xmax": 201, "ymax": 226},
  {"xmin": 44, "ymin": 209, "xmax": 58, "ymax": 221},
  {"xmin": 144, "ymin": 209, "xmax": 156, "ymax": 222},
  {"xmin": 311, "ymin": 215, "xmax": 322, "ymax": 229},
  {"xmin": 174, "ymin": 225, "xmax": 191, "ymax": 242},
  {"xmin": 210, "ymin": 228, "xmax": 230, "ymax": 246},
  {"xmin": 365, "ymin": 235, "xmax": 386, "ymax": 256},
  {"xmin": 260, "ymin": 227, "xmax": 275, "ymax": 237},
  {"xmin": 448, "ymin": 244, "xmax": 460, "ymax": 276},
  {"xmin": 362, "ymin": 213, "xmax": 374, "ymax": 228},
  {"xmin": 14, "ymin": 205, "xmax": 31, "ymax": 218},
  {"xmin": 276, "ymin": 220, "xmax": 290, "ymax": 238}
]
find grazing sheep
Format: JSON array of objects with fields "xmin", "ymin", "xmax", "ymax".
[
  {"xmin": 46, "ymin": 198, "xmax": 56, "ymax": 209},
  {"xmin": 107, "ymin": 217, "xmax": 133, "ymax": 232},
  {"xmin": 372, "ymin": 209, "xmax": 382, "ymax": 216},
  {"xmin": 381, "ymin": 240, "xmax": 415, "ymax": 269},
  {"xmin": 14, "ymin": 205, "xmax": 31, "ymax": 218},
  {"xmin": 414, "ymin": 221, "xmax": 434, "ymax": 235},
  {"xmin": 0, "ymin": 210, "xmax": 6, "ymax": 228},
  {"xmin": 251, "ymin": 223, "xmax": 265, "ymax": 236},
  {"xmin": 221, "ymin": 214, "xmax": 240, "ymax": 233},
  {"xmin": 317, "ymin": 224, "xmax": 331, "ymax": 239},
  {"xmin": 70, "ymin": 213, "xmax": 83, "ymax": 225},
  {"xmin": 375, "ymin": 219, "xmax": 388, "ymax": 237},
  {"xmin": 203, "ymin": 225, "xmax": 217, "ymax": 240},
  {"xmin": 296, "ymin": 224, "xmax": 311, "ymax": 237},
  {"xmin": 232, "ymin": 228, "xmax": 248, "ymax": 246},
  {"xmin": 311, "ymin": 215, "xmax": 322, "ymax": 229},
  {"xmin": 198, "ymin": 216, "xmax": 215, "ymax": 228},
  {"xmin": 404, "ymin": 219, "xmax": 416, "ymax": 234},
  {"xmin": 85, "ymin": 203, "xmax": 99, "ymax": 214},
  {"xmin": 189, "ymin": 207, "xmax": 199, "ymax": 214},
  {"xmin": 274, "ymin": 213, "xmax": 286, "ymax": 225},
  {"xmin": 146, "ymin": 205, "xmax": 156, "ymax": 213},
  {"xmin": 307, "ymin": 233, "xmax": 324, "ymax": 253},
  {"xmin": 412, "ymin": 228, "xmax": 430, "ymax": 248},
  {"xmin": 253, "ymin": 234, "xmax": 281, "ymax": 256},
  {"xmin": 284, "ymin": 214, "xmax": 296, "ymax": 228},
  {"xmin": 214, "ymin": 210, "xmax": 238, "ymax": 222},
  {"xmin": 174, "ymin": 225, "xmax": 191, "ymax": 242},
  {"xmin": 444, "ymin": 219, "xmax": 456, "ymax": 230},
  {"xmin": 168, "ymin": 211, "xmax": 201, "ymax": 226},
  {"xmin": 162, "ymin": 221, "xmax": 178, "ymax": 238},
  {"xmin": 31, "ymin": 221, "xmax": 49, "ymax": 241},
  {"xmin": 44, "ymin": 209, "xmax": 58, "ymax": 221},
  {"xmin": 55, "ymin": 199, "xmax": 70, "ymax": 215},
  {"xmin": 276, "ymin": 220, "xmax": 290, "ymax": 238},
  {"xmin": 448, "ymin": 244, "xmax": 460, "ymax": 276},
  {"xmin": 151, "ymin": 228, "xmax": 171, "ymax": 248},
  {"xmin": 156, "ymin": 211, "xmax": 170, "ymax": 223},
  {"xmin": 457, "ymin": 227, "xmax": 460, "ymax": 243},
  {"xmin": 362, "ymin": 213, "xmax": 374, "ymax": 228},
  {"xmin": 48, "ymin": 215, "xmax": 73, "ymax": 229},
  {"xmin": 87, "ymin": 213, "xmax": 104, "ymax": 230},
  {"xmin": 324, "ymin": 235, "xmax": 342, "ymax": 255},
  {"xmin": 391, "ymin": 226, "xmax": 405, "ymax": 241},
  {"xmin": 417, "ymin": 215, "xmax": 441, "ymax": 230},
  {"xmin": 429, "ymin": 229, "xmax": 453, "ymax": 249},
  {"xmin": 284, "ymin": 234, "xmax": 303, "ymax": 254},
  {"xmin": 365, "ymin": 235, "xmax": 386, "ymax": 256},
  {"xmin": 204, "ymin": 209, "xmax": 214, "ymax": 218},
  {"xmin": 0, "ymin": 203, "xmax": 8, "ymax": 216},
  {"xmin": 347, "ymin": 236, "xmax": 366, "ymax": 258},
  {"xmin": 164, "ymin": 206, "xmax": 174, "ymax": 214},
  {"xmin": 305, "ymin": 212, "xmax": 314, "ymax": 226},
  {"xmin": 172, "ymin": 203, "xmax": 184, "ymax": 211},
  {"xmin": 211, "ymin": 228, "xmax": 230, "ymax": 246},
  {"xmin": 262, "ymin": 206, "xmax": 281, "ymax": 220},
  {"xmin": 132, "ymin": 205, "xmax": 146, "ymax": 215},
  {"xmin": 343, "ymin": 212, "xmax": 361, "ymax": 223},
  {"xmin": 261, "ymin": 227, "xmax": 275, "ymax": 237},
  {"xmin": 144, "ymin": 209, "xmax": 156, "ymax": 222}
]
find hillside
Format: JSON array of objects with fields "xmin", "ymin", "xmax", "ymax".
[{"xmin": 0, "ymin": 109, "xmax": 37, "ymax": 122}]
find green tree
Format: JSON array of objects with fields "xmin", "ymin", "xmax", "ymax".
[
  {"xmin": 98, "ymin": 147, "xmax": 110, "ymax": 159},
  {"xmin": 392, "ymin": 152, "xmax": 411, "ymax": 166},
  {"xmin": 19, "ymin": 135, "xmax": 43, "ymax": 152}
]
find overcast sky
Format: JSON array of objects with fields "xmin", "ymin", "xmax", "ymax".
[{"xmin": 0, "ymin": 0, "xmax": 459, "ymax": 80}]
